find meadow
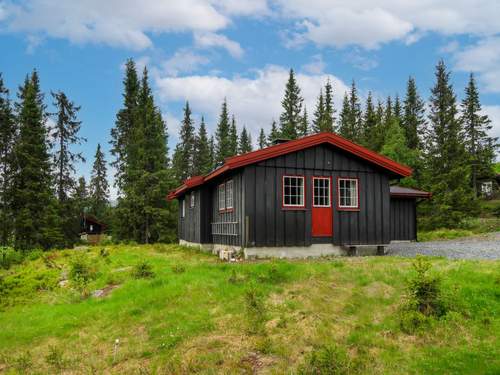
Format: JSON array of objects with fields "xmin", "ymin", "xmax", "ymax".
[{"xmin": 0, "ymin": 244, "xmax": 498, "ymax": 374}]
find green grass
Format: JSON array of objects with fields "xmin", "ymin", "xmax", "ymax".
[
  {"xmin": 418, "ymin": 217, "xmax": 500, "ymax": 242},
  {"xmin": 493, "ymin": 162, "xmax": 500, "ymax": 174},
  {"xmin": 0, "ymin": 245, "xmax": 499, "ymax": 374}
]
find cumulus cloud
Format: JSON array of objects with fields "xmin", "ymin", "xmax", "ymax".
[
  {"xmin": 482, "ymin": 105, "xmax": 500, "ymax": 141},
  {"xmin": 162, "ymin": 49, "xmax": 210, "ymax": 77},
  {"xmin": 302, "ymin": 54, "xmax": 325, "ymax": 74},
  {"xmin": 194, "ymin": 32, "xmax": 244, "ymax": 58},
  {"xmin": 155, "ymin": 65, "xmax": 349, "ymax": 141}
]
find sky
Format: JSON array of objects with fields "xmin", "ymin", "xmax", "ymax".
[{"xmin": 1, "ymin": 0, "xmax": 499, "ymax": 196}]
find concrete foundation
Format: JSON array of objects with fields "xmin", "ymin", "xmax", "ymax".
[
  {"xmin": 244, "ymin": 244, "xmax": 346, "ymax": 259},
  {"xmin": 178, "ymin": 240, "xmax": 212, "ymax": 252}
]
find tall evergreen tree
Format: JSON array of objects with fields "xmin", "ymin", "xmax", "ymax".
[
  {"xmin": 267, "ymin": 120, "xmax": 279, "ymax": 145},
  {"xmin": 215, "ymin": 99, "xmax": 231, "ymax": 164},
  {"xmin": 298, "ymin": 106, "xmax": 309, "ymax": 137},
  {"xmin": 461, "ymin": 73, "xmax": 498, "ymax": 196},
  {"xmin": 312, "ymin": 89, "xmax": 325, "ymax": 133},
  {"xmin": 424, "ymin": 60, "xmax": 476, "ymax": 228},
  {"xmin": 258, "ymin": 128, "xmax": 266, "ymax": 149},
  {"xmin": 208, "ymin": 135, "xmax": 215, "ymax": 170},
  {"xmin": 89, "ymin": 143, "xmax": 109, "ymax": 219},
  {"xmin": 172, "ymin": 101, "xmax": 195, "ymax": 182},
  {"xmin": 324, "ymin": 79, "xmax": 335, "ymax": 132},
  {"xmin": 193, "ymin": 116, "xmax": 211, "ymax": 175},
  {"xmin": 0, "ymin": 74, "xmax": 16, "ymax": 245},
  {"xmin": 279, "ymin": 69, "xmax": 303, "ymax": 139},
  {"xmin": 393, "ymin": 95, "xmax": 403, "ymax": 124},
  {"xmin": 12, "ymin": 71, "xmax": 62, "ymax": 249},
  {"xmin": 229, "ymin": 115, "xmax": 238, "ymax": 156},
  {"xmin": 73, "ymin": 176, "xmax": 89, "ymax": 218},
  {"xmin": 339, "ymin": 82, "xmax": 362, "ymax": 142},
  {"xmin": 402, "ymin": 77, "xmax": 426, "ymax": 151},
  {"xmin": 110, "ymin": 59, "xmax": 139, "ymax": 193},
  {"xmin": 361, "ymin": 92, "xmax": 377, "ymax": 149},
  {"xmin": 238, "ymin": 126, "xmax": 253, "ymax": 154},
  {"xmin": 50, "ymin": 91, "xmax": 85, "ymax": 203}
]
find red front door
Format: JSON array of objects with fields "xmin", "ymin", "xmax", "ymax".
[{"xmin": 311, "ymin": 177, "xmax": 333, "ymax": 237}]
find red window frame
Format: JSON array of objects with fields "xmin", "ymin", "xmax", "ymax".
[
  {"xmin": 312, "ymin": 176, "xmax": 332, "ymax": 207},
  {"xmin": 225, "ymin": 180, "xmax": 234, "ymax": 212},
  {"xmin": 282, "ymin": 175, "xmax": 306, "ymax": 210},
  {"xmin": 337, "ymin": 177, "xmax": 360, "ymax": 211}
]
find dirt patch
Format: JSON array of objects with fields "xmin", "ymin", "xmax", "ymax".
[{"xmin": 92, "ymin": 284, "xmax": 121, "ymax": 298}]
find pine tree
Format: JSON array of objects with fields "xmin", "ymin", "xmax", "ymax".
[
  {"xmin": 424, "ymin": 60, "xmax": 476, "ymax": 228},
  {"xmin": 229, "ymin": 115, "xmax": 238, "ymax": 156},
  {"xmin": 371, "ymin": 99, "xmax": 386, "ymax": 152},
  {"xmin": 279, "ymin": 69, "xmax": 303, "ymax": 139},
  {"xmin": 0, "ymin": 74, "xmax": 16, "ymax": 245},
  {"xmin": 89, "ymin": 144, "xmax": 109, "ymax": 219},
  {"xmin": 258, "ymin": 128, "xmax": 266, "ymax": 149},
  {"xmin": 208, "ymin": 135, "xmax": 215, "ymax": 170},
  {"xmin": 73, "ymin": 176, "xmax": 89, "ymax": 218},
  {"xmin": 402, "ymin": 77, "xmax": 426, "ymax": 150},
  {"xmin": 298, "ymin": 106, "xmax": 309, "ymax": 137},
  {"xmin": 12, "ymin": 71, "xmax": 62, "ymax": 249},
  {"xmin": 339, "ymin": 93, "xmax": 351, "ymax": 139},
  {"xmin": 239, "ymin": 126, "xmax": 253, "ymax": 154},
  {"xmin": 172, "ymin": 101, "xmax": 195, "ymax": 182},
  {"xmin": 461, "ymin": 73, "xmax": 498, "ymax": 196},
  {"xmin": 393, "ymin": 95, "xmax": 403, "ymax": 124},
  {"xmin": 110, "ymin": 59, "xmax": 139, "ymax": 193},
  {"xmin": 324, "ymin": 79, "xmax": 335, "ymax": 132},
  {"xmin": 361, "ymin": 92, "xmax": 377, "ymax": 149},
  {"xmin": 339, "ymin": 81, "xmax": 362, "ymax": 142},
  {"xmin": 215, "ymin": 99, "xmax": 231, "ymax": 164},
  {"xmin": 193, "ymin": 116, "xmax": 211, "ymax": 175},
  {"xmin": 312, "ymin": 89, "xmax": 325, "ymax": 133},
  {"xmin": 267, "ymin": 120, "xmax": 279, "ymax": 145},
  {"xmin": 50, "ymin": 91, "xmax": 85, "ymax": 203}
]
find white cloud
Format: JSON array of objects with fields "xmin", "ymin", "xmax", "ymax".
[
  {"xmin": 454, "ymin": 37, "xmax": 500, "ymax": 93},
  {"xmin": 302, "ymin": 54, "xmax": 325, "ymax": 74},
  {"xmin": 162, "ymin": 49, "xmax": 210, "ymax": 77},
  {"xmin": 482, "ymin": 105, "xmax": 500, "ymax": 141},
  {"xmin": 342, "ymin": 49, "xmax": 378, "ymax": 71},
  {"xmin": 214, "ymin": 0, "xmax": 269, "ymax": 16},
  {"xmin": 155, "ymin": 65, "xmax": 349, "ymax": 141},
  {"xmin": 194, "ymin": 32, "xmax": 244, "ymax": 58},
  {"xmin": 2, "ymin": 0, "xmax": 228, "ymax": 50}
]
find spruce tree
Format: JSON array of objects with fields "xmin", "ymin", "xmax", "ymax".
[
  {"xmin": 393, "ymin": 95, "xmax": 403, "ymax": 124},
  {"xmin": 239, "ymin": 126, "xmax": 253, "ymax": 154},
  {"xmin": 361, "ymin": 92, "xmax": 377, "ymax": 149},
  {"xmin": 208, "ymin": 135, "xmax": 215, "ymax": 170},
  {"xmin": 424, "ymin": 60, "xmax": 476, "ymax": 228},
  {"xmin": 73, "ymin": 176, "xmax": 89, "ymax": 219},
  {"xmin": 229, "ymin": 115, "xmax": 238, "ymax": 156},
  {"xmin": 402, "ymin": 77, "xmax": 426, "ymax": 150},
  {"xmin": 0, "ymin": 74, "xmax": 16, "ymax": 245},
  {"xmin": 339, "ymin": 81, "xmax": 362, "ymax": 142},
  {"xmin": 298, "ymin": 106, "xmax": 309, "ymax": 137},
  {"xmin": 324, "ymin": 79, "xmax": 335, "ymax": 132},
  {"xmin": 193, "ymin": 116, "xmax": 211, "ymax": 175},
  {"xmin": 50, "ymin": 91, "xmax": 85, "ymax": 203},
  {"xmin": 339, "ymin": 93, "xmax": 351, "ymax": 139},
  {"xmin": 215, "ymin": 99, "xmax": 231, "ymax": 164},
  {"xmin": 172, "ymin": 101, "xmax": 195, "ymax": 182},
  {"xmin": 110, "ymin": 59, "xmax": 139, "ymax": 193},
  {"xmin": 461, "ymin": 73, "xmax": 498, "ymax": 196},
  {"xmin": 312, "ymin": 89, "xmax": 325, "ymax": 133},
  {"xmin": 258, "ymin": 128, "xmax": 266, "ymax": 149},
  {"xmin": 267, "ymin": 120, "xmax": 279, "ymax": 145},
  {"xmin": 12, "ymin": 71, "xmax": 62, "ymax": 250},
  {"xmin": 279, "ymin": 69, "xmax": 303, "ymax": 139},
  {"xmin": 89, "ymin": 144, "xmax": 109, "ymax": 219},
  {"xmin": 371, "ymin": 99, "xmax": 386, "ymax": 152}
]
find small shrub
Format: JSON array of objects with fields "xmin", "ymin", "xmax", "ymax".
[
  {"xmin": 45, "ymin": 345, "xmax": 65, "ymax": 369},
  {"xmin": 0, "ymin": 247, "xmax": 22, "ymax": 270},
  {"xmin": 12, "ymin": 351, "xmax": 33, "ymax": 372},
  {"xmin": 244, "ymin": 284, "xmax": 266, "ymax": 334},
  {"xmin": 25, "ymin": 249, "xmax": 43, "ymax": 261},
  {"xmin": 69, "ymin": 254, "xmax": 93, "ymax": 283},
  {"xmin": 133, "ymin": 260, "xmax": 155, "ymax": 279},
  {"xmin": 298, "ymin": 344, "xmax": 351, "ymax": 375},
  {"xmin": 399, "ymin": 310, "xmax": 431, "ymax": 334},
  {"xmin": 171, "ymin": 264, "xmax": 185, "ymax": 274}
]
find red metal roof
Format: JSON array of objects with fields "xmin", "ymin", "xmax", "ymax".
[
  {"xmin": 390, "ymin": 185, "xmax": 431, "ymax": 198},
  {"xmin": 168, "ymin": 132, "xmax": 413, "ymax": 200}
]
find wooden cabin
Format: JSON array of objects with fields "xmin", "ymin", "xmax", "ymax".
[
  {"xmin": 80, "ymin": 214, "xmax": 107, "ymax": 244},
  {"xmin": 168, "ymin": 132, "xmax": 430, "ymax": 259}
]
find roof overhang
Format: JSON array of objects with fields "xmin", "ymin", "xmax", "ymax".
[{"xmin": 390, "ymin": 186, "xmax": 432, "ymax": 199}]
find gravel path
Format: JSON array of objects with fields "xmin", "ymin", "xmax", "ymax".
[{"xmin": 387, "ymin": 232, "xmax": 500, "ymax": 260}]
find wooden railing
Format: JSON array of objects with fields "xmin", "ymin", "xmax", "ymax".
[{"xmin": 211, "ymin": 222, "xmax": 239, "ymax": 236}]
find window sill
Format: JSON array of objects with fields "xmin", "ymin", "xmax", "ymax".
[
  {"xmin": 282, "ymin": 206, "xmax": 307, "ymax": 211},
  {"xmin": 337, "ymin": 207, "xmax": 360, "ymax": 212}
]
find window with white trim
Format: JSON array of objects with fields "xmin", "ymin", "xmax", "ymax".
[
  {"xmin": 313, "ymin": 177, "xmax": 330, "ymax": 207},
  {"xmin": 181, "ymin": 199, "xmax": 186, "ymax": 217},
  {"xmin": 190, "ymin": 193, "xmax": 195, "ymax": 208},
  {"xmin": 218, "ymin": 183, "xmax": 226, "ymax": 211},
  {"xmin": 283, "ymin": 176, "xmax": 305, "ymax": 207},
  {"xmin": 338, "ymin": 178, "xmax": 359, "ymax": 208},
  {"xmin": 226, "ymin": 180, "xmax": 233, "ymax": 209}
]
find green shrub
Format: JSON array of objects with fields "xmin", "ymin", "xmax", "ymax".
[
  {"xmin": 133, "ymin": 260, "xmax": 155, "ymax": 279},
  {"xmin": 244, "ymin": 284, "xmax": 266, "ymax": 334},
  {"xmin": 0, "ymin": 247, "xmax": 23, "ymax": 269},
  {"xmin": 69, "ymin": 254, "xmax": 93, "ymax": 283},
  {"xmin": 298, "ymin": 344, "xmax": 351, "ymax": 375},
  {"xmin": 399, "ymin": 310, "xmax": 431, "ymax": 334}
]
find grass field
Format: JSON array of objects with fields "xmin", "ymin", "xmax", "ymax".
[{"xmin": 0, "ymin": 244, "xmax": 499, "ymax": 374}]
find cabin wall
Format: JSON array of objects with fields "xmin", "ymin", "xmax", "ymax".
[
  {"xmin": 243, "ymin": 144, "xmax": 391, "ymax": 247},
  {"xmin": 178, "ymin": 189, "xmax": 201, "ymax": 243},
  {"xmin": 390, "ymin": 197, "xmax": 417, "ymax": 241}
]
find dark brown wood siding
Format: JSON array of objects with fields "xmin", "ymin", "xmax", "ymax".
[
  {"xmin": 243, "ymin": 144, "xmax": 392, "ymax": 247},
  {"xmin": 390, "ymin": 197, "xmax": 417, "ymax": 241}
]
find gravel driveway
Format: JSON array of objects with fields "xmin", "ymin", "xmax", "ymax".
[{"xmin": 387, "ymin": 232, "xmax": 500, "ymax": 260}]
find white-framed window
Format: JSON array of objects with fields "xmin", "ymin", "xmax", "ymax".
[
  {"xmin": 226, "ymin": 180, "xmax": 234, "ymax": 210},
  {"xmin": 181, "ymin": 199, "xmax": 186, "ymax": 217},
  {"xmin": 218, "ymin": 183, "xmax": 226, "ymax": 211},
  {"xmin": 338, "ymin": 178, "xmax": 359, "ymax": 209},
  {"xmin": 313, "ymin": 177, "xmax": 331, "ymax": 207},
  {"xmin": 282, "ymin": 176, "xmax": 305, "ymax": 208},
  {"xmin": 190, "ymin": 193, "xmax": 195, "ymax": 208}
]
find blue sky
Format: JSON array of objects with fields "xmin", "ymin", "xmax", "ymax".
[{"xmin": 1, "ymin": 1, "xmax": 499, "ymax": 195}]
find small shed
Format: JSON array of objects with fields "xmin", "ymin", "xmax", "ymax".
[{"xmin": 81, "ymin": 214, "xmax": 107, "ymax": 244}]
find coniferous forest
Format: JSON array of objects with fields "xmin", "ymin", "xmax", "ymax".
[{"xmin": 0, "ymin": 59, "xmax": 498, "ymax": 250}]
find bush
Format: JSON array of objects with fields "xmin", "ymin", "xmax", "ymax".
[
  {"xmin": 69, "ymin": 254, "xmax": 93, "ymax": 283},
  {"xmin": 133, "ymin": 260, "xmax": 155, "ymax": 279},
  {"xmin": 244, "ymin": 284, "xmax": 266, "ymax": 334},
  {"xmin": 298, "ymin": 344, "xmax": 351, "ymax": 375},
  {"xmin": 0, "ymin": 247, "xmax": 23, "ymax": 269}
]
